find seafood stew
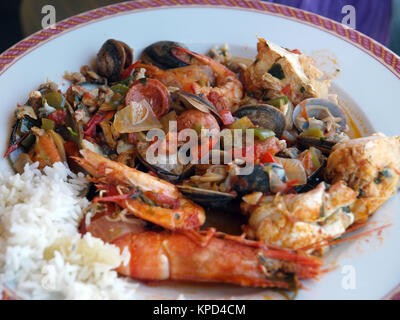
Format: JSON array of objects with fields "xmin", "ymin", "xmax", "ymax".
[{"xmin": 4, "ymin": 37, "xmax": 400, "ymax": 292}]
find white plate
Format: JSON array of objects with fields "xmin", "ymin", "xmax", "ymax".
[{"xmin": 1, "ymin": 0, "xmax": 399, "ymax": 300}]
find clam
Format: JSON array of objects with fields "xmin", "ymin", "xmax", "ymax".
[
  {"xmin": 293, "ymin": 98, "xmax": 347, "ymax": 133},
  {"xmin": 233, "ymin": 104, "xmax": 286, "ymax": 138},
  {"xmin": 96, "ymin": 39, "xmax": 133, "ymax": 82},
  {"xmin": 293, "ymin": 98, "xmax": 348, "ymax": 154},
  {"xmin": 141, "ymin": 41, "xmax": 189, "ymax": 69}
]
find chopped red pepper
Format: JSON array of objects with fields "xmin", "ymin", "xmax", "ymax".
[
  {"xmin": 121, "ymin": 61, "xmax": 140, "ymax": 80},
  {"xmin": 259, "ymin": 150, "xmax": 277, "ymax": 164},
  {"xmin": 282, "ymin": 84, "xmax": 292, "ymax": 97},
  {"xmin": 83, "ymin": 111, "xmax": 114, "ymax": 137},
  {"xmin": 288, "ymin": 49, "xmax": 302, "ymax": 55},
  {"xmin": 48, "ymin": 110, "xmax": 67, "ymax": 125},
  {"xmin": 4, "ymin": 131, "xmax": 30, "ymax": 158}
]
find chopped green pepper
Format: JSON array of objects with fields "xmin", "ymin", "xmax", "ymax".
[
  {"xmin": 300, "ymin": 127, "xmax": 325, "ymax": 139},
  {"xmin": 20, "ymin": 132, "xmax": 35, "ymax": 149},
  {"xmin": 111, "ymin": 83, "xmax": 129, "ymax": 96},
  {"xmin": 230, "ymin": 116, "xmax": 254, "ymax": 130},
  {"xmin": 41, "ymin": 118, "xmax": 55, "ymax": 130},
  {"xmin": 253, "ymin": 128, "xmax": 275, "ymax": 140},
  {"xmin": 43, "ymin": 92, "xmax": 65, "ymax": 109},
  {"xmin": 267, "ymin": 95, "xmax": 289, "ymax": 108},
  {"xmin": 67, "ymin": 127, "xmax": 78, "ymax": 136}
]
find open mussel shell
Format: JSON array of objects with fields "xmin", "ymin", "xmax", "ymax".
[
  {"xmin": 296, "ymin": 136, "xmax": 336, "ymax": 155},
  {"xmin": 295, "ymin": 160, "xmax": 326, "ymax": 193},
  {"xmin": 141, "ymin": 41, "xmax": 189, "ymax": 70},
  {"xmin": 176, "ymin": 92, "xmax": 223, "ymax": 123},
  {"xmin": 7, "ymin": 115, "xmax": 40, "ymax": 171},
  {"xmin": 232, "ymin": 163, "xmax": 287, "ymax": 196},
  {"xmin": 177, "ymin": 185, "xmax": 235, "ymax": 208},
  {"xmin": 233, "ymin": 105, "xmax": 286, "ymax": 138},
  {"xmin": 293, "ymin": 98, "xmax": 348, "ymax": 133}
]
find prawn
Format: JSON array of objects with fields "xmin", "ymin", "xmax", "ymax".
[
  {"xmin": 86, "ymin": 207, "xmax": 322, "ymax": 289},
  {"xmin": 242, "ymin": 181, "xmax": 358, "ymax": 251},
  {"xmin": 136, "ymin": 47, "xmax": 243, "ymax": 114},
  {"xmin": 74, "ymin": 149, "xmax": 205, "ymax": 230},
  {"xmin": 325, "ymin": 134, "xmax": 400, "ymax": 223}
]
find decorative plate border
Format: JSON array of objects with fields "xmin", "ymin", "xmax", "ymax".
[
  {"xmin": 0, "ymin": 0, "xmax": 399, "ymax": 300},
  {"xmin": 0, "ymin": 0, "xmax": 399, "ymax": 79}
]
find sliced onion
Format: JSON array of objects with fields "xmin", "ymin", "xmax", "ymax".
[
  {"xmin": 274, "ymin": 157, "xmax": 307, "ymax": 186},
  {"xmin": 112, "ymin": 99, "xmax": 162, "ymax": 133}
]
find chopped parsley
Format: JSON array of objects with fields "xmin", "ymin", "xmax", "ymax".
[
  {"xmin": 342, "ymin": 206, "xmax": 351, "ymax": 213},
  {"xmin": 139, "ymin": 77, "xmax": 147, "ymax": 86},
  {"xmin": 300, "ymin": 86, "xmax": 305, "ymax": 93},
  {"xmin": 374, "ymin": 169, "xmax": 391, "ymax": 184},
  {"xmin": 67, "ymin": 127, "xmax": 78, "ymax": 136},
  {"xmin": 319, "ymin": 204, "xmax": 325, "ymax": 218}
]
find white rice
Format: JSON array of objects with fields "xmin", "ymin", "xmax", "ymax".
[{"xmin": 0, "ymin": 162, "xmax": 139, "ymax": 300}]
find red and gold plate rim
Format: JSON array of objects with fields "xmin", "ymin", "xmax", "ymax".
[{"xmin": 0, "ymin": 0, "xmax": 399, "ymax": 78}]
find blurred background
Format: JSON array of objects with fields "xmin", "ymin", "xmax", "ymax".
[{"xmin": 0, "ymin": 0, "xmax": 399, "ymax": 54}]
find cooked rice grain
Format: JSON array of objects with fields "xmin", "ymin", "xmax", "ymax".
[{"xmin": 0, "ymin": 162, "xmax": 138, "ymax": 300}]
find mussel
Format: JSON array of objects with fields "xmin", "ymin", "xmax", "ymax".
[
  {"xmin": 232, "ymin": 163, "xmax": 287, "ymax": 196},
  {"xmin": 96, "ymin": 39, "xmax": 133, "ymax": 82},
  {"xmin": 141, "ymin": 41, "xmax": 189, "ymax": 70},
  {"xmin": 7, "ymin": 115, "xmax": 40, "ymax": 171},
  {"xmin": 177, "ymin": 185, "xmax": 235, "ymax": 208},
  {"xmin": 233, "ymin": 104, "xmax": 286, "ymax": 139},
  {"xmin": 296, "ymin": 136, "xmax": 336, "ymax": 155}
]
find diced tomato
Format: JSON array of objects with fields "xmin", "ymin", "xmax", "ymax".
[
  {"xmin": 254, "ymin": 138, "xmax": 281, "ymax": 164},
  {"xmin": 125, "ymin": 78, "xmax": 171, "ymax": 119},
  {"xmin": 48, "ymin": 109, "xmax": 67, "ymax": 125}
]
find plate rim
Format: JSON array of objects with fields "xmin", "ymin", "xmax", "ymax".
[
  {"xmin": 0, "ymin": 0, "xmax": 399, "ymax": 79},
  {"xmin": 0, "ymin": 0, "xmax": 399, "ymax": 300}
]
